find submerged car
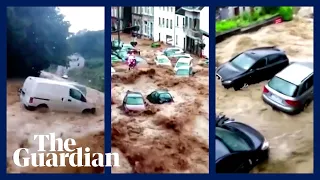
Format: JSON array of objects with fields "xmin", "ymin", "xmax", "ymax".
[
  {"xmin": 175, "ymin": 66, "xmax": 193, "ymax": 77},
  {"xmin": 146, "ymin": 90, "xmax": 174, "ymax": 104},
  {"xmin": 122, "ymin": 91, "xmax": 146, "ymax": 113},
  {"xmin": 174, "ymin": 58, "xmax": 193, "ymax": 72},
  {"xmin": 155, "ymin": 55, "xmax": 172, "ymax": 66},
  {"xmin": 216, "ymin": 115, "xmax": 269, "ymax": 173},
  {"xmin": 216, "ymin": 46, "xmax": 289, "ymax": 91},
  {"xmin": 163, "ymin": 47, "xmax": 184, "ymax": 57},
  {"xmin": 262, "ymin": 62, "xmax": 313, "ymax": 114},
  {"xmin": 111, "ymin": 54, "xmax": 123, "ymax": 63}
]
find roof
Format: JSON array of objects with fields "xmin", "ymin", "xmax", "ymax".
[
  {"xmin": 244, "ymin": 47, "xmax": 285, "ymax": 60},
  {"xmin": 182, "ymin": 6, "xmax": 204, "ymax": 12},
  {"xmin": 127, "ymin": 91, "xmax": 143, "ymax": 98},
  {"xmin": 156, "ymin": 55, "xmax": 169, "ymax": 59},
  {"xmin": 177, "ymin": 58, "xmax": 192, "ymax": 63},
  {"xmin": 276, "ymin": 63, "xmax": 313, "ymax": 85},
  {"xmin": 177, "ymin": 66, "xmax": 190, "ymax": 70},
  {"xmin": 175, "ymin": 8, "xmax": 185, "ymax": 15},
  {"xmin": 27, "ymin": 77, "xmax": 78, "ymax": 89}
]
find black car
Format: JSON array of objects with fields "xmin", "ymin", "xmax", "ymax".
[
  {"xmin": 216, "ymin": 46, "xmax": 289, "ymax": 90},
  {"xmin": 216, "ymin": 115, "xmax": 269, "ymax": 173},
  {"xmin": 146, "ymin": 90, "xmax": 174, "ymax": 104}
]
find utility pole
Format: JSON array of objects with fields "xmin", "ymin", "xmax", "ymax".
[{"xmin": 117, "ymin": 6, "xmax": 120, "ymax": 43}]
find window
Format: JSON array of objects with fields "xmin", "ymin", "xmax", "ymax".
[
  {"xmin": 166, "ymin": 19, "xmax": 168, "ymax": 28},
  {"xmin": 171, "ymin": 7, "xmax": 173, "ymax": 12},
  {"xmin": 144, "ymin": 21, "xmax": 148, "ymax": 34},
  {"xmin": 189, "ymin": 17, "xmax": 192, "ymax": 28},
  {"xmin": 300, "ymin": 75, "xmax": 313, "ymax": 95},
  {"xmin": 176, "ymin": 35, "xmax": 178, "ymax": 45},
  {"xmin": 253, "ymin": 58, "xmax": 267, "ymax": 69},
  {"xmin": 268, "ymin": 77, "xmax": 298, "ymax": 97},
  {"xmin": 182, "ymin": 17, "xmax": 185, "ymax": 27},
  {"xmin": 170, "ymin": 20, "xmax": 172, "ymax": 29},
  {"xmin": 69, "ymin": 88, "xmax": 86, "ymax": 102},
  {"xmin": 162, "ymin": 18, "xmax": 164, "ymax": 26},
  {"xmin": 159, "ymin": 93, "xmax": 172, "ymax": 100},
  {"xmin": 159, "ymin": 17, "xmax": 161, "ymax": 25},
  {"xmin": 216, "ymin": 127, "xmax": 252, "ymax": 152},
  {"xmin": 216, "ymin": 139, "xmax": 230, "ymax": 160},
  {"xmin": 126, "ymin": 97, "xmax": 144, "ymax": 105},
  {"xmin": 267, "ymin": 54, "xmax": 280, "ymax": 64},
  {"xmin": 230, "ymin": 53, "xmax": 256, "ymax": 71},
  {"xmin": 167, "ymin": 7, "xmax": 169, "ymax": 11},
  {"xmin": 176, "ymin": 16, "xmax": 179, "ymax": 26}
]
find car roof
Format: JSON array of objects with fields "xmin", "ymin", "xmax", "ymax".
[
  {"xmin": 172, "ymin": 53, "xmax": 191, "ymax": 57},
  {"xmin": 157, "ymin": 55, "xmax": 168, "ymax": 59},
  {"xmin": 244, "ymin": 47, "xmax": 285, "ymax": 60},
  {"xmin": 127, "ymin": 91, "xmax": 143, "ymax": 97},
  {"xmin": 177, "ymin": 58, "xmax": 192, "ymax": 63},
  {"xmin": 177, "ymin": 66, "xmax": 190, "ymax": 70},
  {"xmin": 27, "ymin": 76, "xmax": 78, "ymax": 89},
  {"xmin": 276, "ymin": 62, "xmax": 313, "ymax": 85},
  {"xmin": 166, "ymin": 47, "xmax": 181, "ymax": 50}
]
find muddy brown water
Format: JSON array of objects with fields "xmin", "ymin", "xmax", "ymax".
[
  {"xmin": 111, "ymin": 34, "xmax": 209, "ymax": 173},
  {"xmin": 6, "ymin": 73, "xmax": 105, "ymax": 173},
  {"xmin": 216, "ymin": 17, "xmax": 314, "ymax": 173}
]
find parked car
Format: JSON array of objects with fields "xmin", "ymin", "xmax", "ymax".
[
  {"xmin": 62, "ymin": 74, "xmax": 68, "ymax": 79},
  {"xmin": 175, "ymin": 66, "xmax": 193, "ymax": 77},
  {"xmin": 67, "ymin": 82, "xmax": 87, "ymax": 96},
  {"xmin": 216, "ymin": 114, "xmax": 269, "ymax": 173},
  {"xmin": 170, "ymin": 53, "xmax": 192, "ymax": 59},
  {"xmin": 262, "ymin": 62, "xmax": 313, "ymax": 114},
  {"xmin": 116, "ymin": 49, "xmax": 129, "ymax": 61},
  {"xmin": 111, "ymin": 54, "xmax": 123, "ymax": 63},
  {"xmin": 122, "ymin": 91, "xmax": 146, "ymax": 113},
  {"xmin": 19, "ymin": 76, "xmax": 95, "ymax": 114},
  {"xmin": 111, "ymin": 40, "xmax": 124, "ymax": 50},
  {"xmin": 164, "ymin": 47, "xmax": 184, "ymax": 56},
  {"xmin": 155, "ymin": 55, "xmax": 172, "ymax": 66},
  {"xmin": 216, "ymin": 46, "xmax": 289, "ymax": 91},
  {"xmin": 146, "ymin": 90, "xmax": 174, "ymax": 104},
  {"xmin": 174, "ymin": 58, "xmax": 193, "ymax": 72}
]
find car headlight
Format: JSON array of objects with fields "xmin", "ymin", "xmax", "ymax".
[
  {"xmin": 223, "ymin": 80, "xmax": 232, "ymax": 84},
  {"xmin": 261, "ymin": 139, "xmax": 269, "ymax": 150}
]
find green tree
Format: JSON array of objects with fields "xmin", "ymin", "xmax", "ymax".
[{"xmin": 7, "ymin": 7, "xmax": 71, "ymax": 78}]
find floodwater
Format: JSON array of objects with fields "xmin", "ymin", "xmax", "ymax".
[
  {"xmin": 6, "ymin": 73, "xmax": 105, "ymax": 173},
  {"xmin": 216, "ymin": 15, "xmax": 314, "ymax": 173},
  {"xmin": 111, "ymin": 34, "xmax": 209, "ymax": 173}
]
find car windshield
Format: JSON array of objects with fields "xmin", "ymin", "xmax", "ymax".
[
  {"xmin": 216, "ymin": 139, "xmax": 230, "ymax": 160},
  {"xmin": 176, "ymin": 69, "xmax": 189, "ymax": 76},
  {"xmin": 216, "ymin": 127, "xmax": 252, "ymax": 152},
  {"xmin": 158, "ymin": 58, "xmax": 169, "ymax": 63},
  {"xmin": 268, "ymin": 76, "xmax": 298, "ymax": 97},
  {"xmin": 231, "ymin": 53, "xmax": 256, "ymax": 71},
  {"xmin": 176, "ymin": 62, "xmax": 188, "ymax": 68},
  {"xmin": 126, "ymin": 97, "xmax": 144, "ymax": 105},
  {"xmin": 159, "ymin": 93, "xmax": 172, "ymax": 99}
]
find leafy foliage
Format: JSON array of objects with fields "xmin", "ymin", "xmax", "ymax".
[{"xmin": 7, "ymin": 7, "xmax": 71, "ymax": 77}]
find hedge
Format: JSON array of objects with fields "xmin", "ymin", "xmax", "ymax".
[{"xmin": 216, "ymin": 6, "xmax": 294, "ymax": 33}]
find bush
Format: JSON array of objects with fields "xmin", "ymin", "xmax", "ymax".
[
  {"xmin": 216, "ymin": 20, "xmax": 238, "ymax": 33},
  {"xmin": 262, "ymin": 7, "xmax": 280, "ymax": 14},
  {"xmin": 278, "ymin": 6, "xmax": 293, "ymax": 21}
]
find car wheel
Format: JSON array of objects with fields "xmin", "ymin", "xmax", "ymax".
[
  {"xmin": 37, "ymin": 104, "xmax": 49, "ymax": 113},
  {"xmin": 24, "ymin": 105, "xmax": 36, "ymax": 111},
  {"xmin": 82, "ymin": 109, "xmax": 92, "ymax": 114},
  {"xmin": 91, "ymin": 108, "xmax": 96, "ymax": 114},
  {"xmin": 304, "ymin": 100, "xmax": 312, "ymax": 110}
]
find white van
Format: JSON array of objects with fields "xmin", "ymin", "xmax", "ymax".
[{"xmin": 19, "ymin": 76, "xmax": 95, "ymax": 114}]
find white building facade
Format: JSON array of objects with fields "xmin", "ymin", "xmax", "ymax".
[
  {"xmin": 200, "ymin": 7, "xmax": 209, "ymax": 58},
  {"xmin": 132, "ymin": 7, "xmax": 154, "ymax": 38},
  {"xmin": 153, "ymin": 7, "xmax": 176, "ymax": 45},
  {"xmin": 174, "ymin": 9, "xmax": 186, "ymax": 49}
]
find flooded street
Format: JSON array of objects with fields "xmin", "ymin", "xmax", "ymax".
[
  {"xmin": 111, "ymin": 34, "xmax": 209, "ymax": 173},
  {"xmin": 6, "ymin": 74, "xmax": 105, "ymax": 173},
  {"xmin": 216, "ymin": 16, "xmax": 314, "ymax": 173}
]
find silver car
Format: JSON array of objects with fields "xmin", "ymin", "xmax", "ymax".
[{"xmin": 262, "ymin": 62, "xmax": 313, "ymax": 114}]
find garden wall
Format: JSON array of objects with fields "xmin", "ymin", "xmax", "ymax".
[{"xmin": 216, "ymin": 15, "xmax": 281, "ymax": 44}]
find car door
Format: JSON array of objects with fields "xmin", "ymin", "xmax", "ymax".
[
  {"xmin": 249, "ymin": 58, "xmax": 267, "ymax": 83},
  {"xmin": 266, "ymin": 54, "xmax": 287, "ymax": 78},
  {"xmin": 297, "ymin": 75, "xmax": 313, "ymax": 105},
  {"xmin": 68, "ymin": 88, "xmax": 87, "ymax": 112},
  {"xmin": 216, "ymin": 152, "xmax": 251, "ymax": 173}
]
